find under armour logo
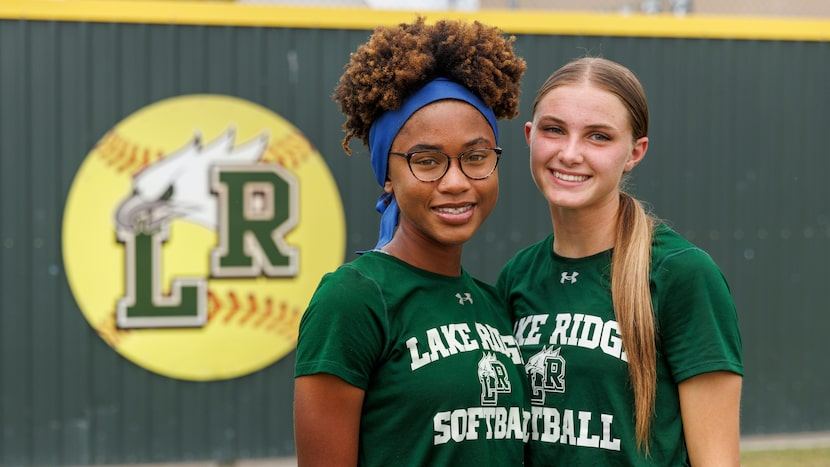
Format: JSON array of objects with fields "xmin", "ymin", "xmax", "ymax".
[
  {"xmin": 560, "ymin": 272, "xmax": 579, "ymax": 284},
  {"xmin": 455, "ymin": 292, "xmax": 473, "ymax": 305}
]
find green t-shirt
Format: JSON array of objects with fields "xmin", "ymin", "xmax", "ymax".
[
  {"xmin": 497, "ymin": 224, "xmax": 743, "ymax": 466},
  {"xmin": 296, "ymin": 251, "xmax": 530, "ymax": 466}
]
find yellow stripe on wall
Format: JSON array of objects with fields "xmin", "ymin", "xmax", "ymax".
[{"xmin": 1, "ymin": 0, "xmax": 829, "ymax": 42}]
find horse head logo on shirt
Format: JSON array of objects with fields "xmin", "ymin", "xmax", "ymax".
[
  {"xmin": 477, "ymin": 352, "xmax": 511, "ymax": 406},
  {"xmin": 525, "ymin": 346, "xmax": 566, "ymax": 405}
]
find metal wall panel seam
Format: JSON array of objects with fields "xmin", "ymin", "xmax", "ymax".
[
  {"xmin": 0, "ymin": 16, "xmax": 35, "ymax": 467},
  {"xmin": 0, "ymin": 0, "xmax": 829, "ymax": 41}
]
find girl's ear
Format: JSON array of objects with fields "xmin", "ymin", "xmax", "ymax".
[
  {"xmin": 384, "ymin": 178, "xmax": 394, "ymax": 194},
  {"xmin": 625, "ymin": 136, "xmax": 648, "ymax": 172}
]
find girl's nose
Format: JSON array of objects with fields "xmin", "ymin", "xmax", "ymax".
[
  {"xmin": 558, "ymin": 140, "xmax": 584, "ymax": 165},
  {"xmin": 438, "ymin": 158, "xmax": 471, "ymax": 191}
]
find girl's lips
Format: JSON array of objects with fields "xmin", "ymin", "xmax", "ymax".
[
  {"xmin": 433, "ymin": 203, "xmax": 475, "ymax": 223},
  {"xmin": 434, "ymin": 204, "xmax": 473, "ymax": 215},
  {"xmin": 553, "ymin": 170, "xmax": 589, "ymax": 182}
]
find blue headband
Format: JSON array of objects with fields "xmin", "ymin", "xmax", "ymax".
[{"xmin": 366, "ymin": 78, "xmax": 499, "ymax": 250}]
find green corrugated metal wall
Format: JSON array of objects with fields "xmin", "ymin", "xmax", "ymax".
[{"xmin": 0, "ymin": 5, "xmax": 828, "ymax": 465}]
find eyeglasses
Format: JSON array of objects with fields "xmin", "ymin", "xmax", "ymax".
[{"xmin": 389, "ymin": 147, "xmax": 502, "ymax": 182}]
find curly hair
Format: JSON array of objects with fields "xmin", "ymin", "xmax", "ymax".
[{"xmin": 334, "ymin": 17, "xmax": 527, "ymax": 154}]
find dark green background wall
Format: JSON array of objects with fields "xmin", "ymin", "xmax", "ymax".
[{"xmin": 0, "ymin": 11, "xmax": 828, "ymax": 466}]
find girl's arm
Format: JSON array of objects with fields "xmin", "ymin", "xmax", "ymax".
[
  {"xmin": 294, "ymin": 373, "xmax": 365, "ymax": 467},
  {"xmin": 678, "ymin": 371, "xmax": 743, "ymax": 466}
]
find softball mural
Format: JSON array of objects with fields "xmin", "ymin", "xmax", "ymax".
[{"xmin": 62, "ymin": 94, "xmax": 345, "ymax": 381}]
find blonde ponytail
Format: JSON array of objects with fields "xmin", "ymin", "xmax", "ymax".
[{"xmin": 612, "ymin": 191, "xmax": 656, "ymax": 454}]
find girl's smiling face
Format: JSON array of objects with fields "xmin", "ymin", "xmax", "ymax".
[
  {"xmin": 526, "ymin": 83, "xmax": 648, "ymax": 217},
  {"xmin": 384, "ymin": 99, "xmax": 499, "ymax": 251}
]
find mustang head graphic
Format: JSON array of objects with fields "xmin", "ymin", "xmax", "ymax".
[
  {"xmin": 525, "ymin": 345, "xmax": 561, "ymax": 377},
  {"xmin": 478, "ymin": 352, "xmax": 499, "ymax": 381},
  {"xmin": 114, "ymin": 128, "xmax": 268, "ymax": 233}
]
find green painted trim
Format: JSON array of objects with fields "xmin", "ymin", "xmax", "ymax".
[{"xmin": 2, "ymin": 0, "xmax": 829, "ymax": 41}]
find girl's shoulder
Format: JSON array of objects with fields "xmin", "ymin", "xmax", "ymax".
[
  {"xmin": 652, "ymin": 224, "xmax": 713, "ymax": 262},
  {"xmin": 651, "ymin": 223, "xmax": 727, "ymax": 281}
]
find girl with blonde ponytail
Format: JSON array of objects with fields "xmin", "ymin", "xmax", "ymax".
[{"xmin": 498, "ymin": 57, "xmax": 743, "ymax": 466}]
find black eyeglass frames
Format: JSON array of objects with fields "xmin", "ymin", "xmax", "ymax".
[{"xmin": 388, "ymin": 147, "xmax": 502, "ymax": 182}]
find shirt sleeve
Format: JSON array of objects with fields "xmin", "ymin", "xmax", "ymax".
[
  {"xmin": 652, "ymin": 247, "xmax": 744, "ymax": 383},
  {"xmin": 294, "ymin": 265, "xmax": 388, "ymax": 390}
]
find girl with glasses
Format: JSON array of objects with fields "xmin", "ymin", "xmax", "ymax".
[{"xmin": 294, "ymin": 18, "xmax": 529, "ymax": 466}]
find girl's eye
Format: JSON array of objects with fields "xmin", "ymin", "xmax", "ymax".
[
  {"xmin": 410, "ymin": 153, "xmax": 443, "ymax": 167},
  {"xmin": 590, "ymin": 133, "xmax": 610, "ymax": 141},
  {"xmin": 543, "ymin": 126, "xmax": 564, "ymax": 134}
]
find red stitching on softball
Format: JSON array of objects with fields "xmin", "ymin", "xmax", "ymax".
[
  {"xmin": 267, "ymin": 301, "xmax": 287, "ymax": 331},
  {"xmin": 98, "ymin": 311, "xmax": 131, "ymax": 346},
  {"xmin": 239, "ymin": 293, "xmax": 258, "ymax": 325},
  {"xmin": 95, "ymin": 131, "xmax": 116, "ymax": 163},
  {"xmin": 208, "ymin": 290, "xmax": 220, "ymax": 321},
  {"xmin": 110, "ymin": 139, "xmax": 127, "ymax": 166},
  {"xmin": 117, "ymin": 146, "xmax": 137, "ymax": 174},
  {"xmin": 202, "ymin": 289, "xmax": 304, "ymax": 336},
  {"xmin": 224, "ymin": 291, "xmax": 241, "ymax": 323}
]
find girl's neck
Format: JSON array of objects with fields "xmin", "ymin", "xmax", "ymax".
[
  {"xmin": 550, "ymin": 202, "xmax": 619, "ymax": 259},
  {"xmin": 381, "ymin": 236, "xmax": 463, "ymax": 277}
]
